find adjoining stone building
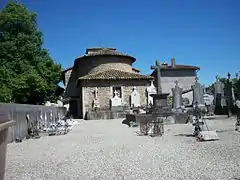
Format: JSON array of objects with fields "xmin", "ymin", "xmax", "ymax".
[
  {"xmin": 151, "ymin": 58, "xmax": 200, "ymax": 104},
  {"xmin": 62, "ymin": 48, "xmax": 153, "ymax": 118}
]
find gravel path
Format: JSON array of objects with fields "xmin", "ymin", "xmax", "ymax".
[{"xmin": 5, "ymin": 118, "xmax": 240, "ymax": 180}]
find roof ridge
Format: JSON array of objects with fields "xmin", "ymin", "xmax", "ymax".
[{"xmin": 78, "ymin": 69, "xmax": 153, "ymax": 81}]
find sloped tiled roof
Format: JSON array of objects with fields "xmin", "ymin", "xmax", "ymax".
[
  {"xmin": 163, "ymin": 64, "xmax": 200, "ymax": 70},
  {"xmin": 78, "ymin": 69, "xmax": 153, "ymax": 81},
  {"xmin": 77, "ymin": 48, "xmax": 136, "ymax": 62}
]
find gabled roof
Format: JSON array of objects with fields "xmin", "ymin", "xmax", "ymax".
[{"xmin": 78, "ymin": 69, "xmax": 153, "ymax": 81}]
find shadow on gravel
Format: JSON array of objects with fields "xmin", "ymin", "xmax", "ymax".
[
  {"xmin": 174, "ymin": 134, "xmax": 195, "ymax": 137},
  {"xmin": 216, "ymin": 129, "xmax": 235, "ymax": 133}
]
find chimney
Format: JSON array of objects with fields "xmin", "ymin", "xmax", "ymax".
[{"xmin": 171, "ymin": 57, "xmax": 176, "ymax": 68}]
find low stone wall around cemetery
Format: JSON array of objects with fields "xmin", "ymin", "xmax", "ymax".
[{"xmin": 0, "ymin": 103, "xmax": 67, "ymax": 143}]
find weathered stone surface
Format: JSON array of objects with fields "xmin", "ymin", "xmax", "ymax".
[
  {"xmin": 82, "ymin": 80, "xmax": 149, "ymax": 117},
  {"xmin": 85, "ymin": 110, "xmax": 127, "ymax": 120},
  {"xmin": 173, "ymin": 113, "xmax": 189, "ymax": 124}
]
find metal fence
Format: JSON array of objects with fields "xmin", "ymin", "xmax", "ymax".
[{"xmin": 0, "ymin": 103, "xmax": 67, "ymax": 143}]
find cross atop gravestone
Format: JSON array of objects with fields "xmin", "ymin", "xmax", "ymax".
[
  {"xmin": 94, "ymin": 87, "xmax": 98, "ymax": 99},
  {"xmin": 227, "ymin": 72, "xmax": 231, "ymax": 80},
  {"xmin": 114, "ymin": 90, "xmax": 118, "ymax": 97},
  {"xmin": 151, "ymin": 60, "xmax": 164, "ymax": 94}
]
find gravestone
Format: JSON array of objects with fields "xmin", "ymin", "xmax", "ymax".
[
  {"xmin": 214, "ymin": 76, "xmax": 226, "ymax": 107},
  {"xmin": 111, "ymin": 90, "xmax": 122, "ymax": 107},
  {"xmin": 203, "ymin": 94, "xmax": 214, "ymax": 106},
  {"xmin": 225, "ymin": 73, "xmax": 233, "ymax": 117},
  {"xmin": 172, "ymin": 80, "xmax": 183, "ymax": 109},
  {"xmin": 146, "ymin": 80, "xmax": 157, "ymax": 107},
  {"xmin": 130, "ymin": 87, "xmax": 140, "ymax": 108},
  {"xmin": 192, "ymin": 77, "xmax": 204, "ymax": 106},
  {"xmin": 150, "ymin": 60, "xmax": 163, "ymax": 94},
  {"xmin": 92, "ymin": 87, "xmax": 100, "ymax": 110}
]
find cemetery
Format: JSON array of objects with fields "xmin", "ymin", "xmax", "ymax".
[
  {"xmin": 0, "ymin": 2, "xmax": 239, "ymax": 179},
  {"xmin": 2, "ymin": 59, "xmax": 240, "ymax": 179}
]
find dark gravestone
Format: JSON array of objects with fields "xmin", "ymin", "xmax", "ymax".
[
  {"xmin": 192, "ymin": 77, "xmax": 204, "ymax": 105},
  {"xmin": 172, "ymin": 80, "xmax": 183, "ymax": 109},
  {"xmin": 214, "ymin": 77, "xmax": 226, "ymax": 114},
  {"xmin": 226, "ymin": 73, "xmax": 233, "ymax": 117},
  {"xmin": 150, "ymin": 60, "xmax": 163, "ymax": 94}
]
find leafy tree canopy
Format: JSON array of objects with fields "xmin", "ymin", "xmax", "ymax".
[{"xmin": 0, "ymin": 2, "xmax": 62, "ymax": 104}]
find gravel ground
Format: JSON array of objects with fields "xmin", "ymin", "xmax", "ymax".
[{"xmin": 5, "ymin": 117, "xmax": 240, "ymax": 180}]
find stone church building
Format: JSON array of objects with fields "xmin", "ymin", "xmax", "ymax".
[
  {"xmin": 62, "ymin": 47, "xmax": 200, "ymax": 119},
  {"xmin": 62, "ymin": 48, "xmax": 153, "ymax": 118}
]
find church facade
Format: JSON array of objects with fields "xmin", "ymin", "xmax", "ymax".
[
  {"xmin": 62, "ymin": 48, "xmax": 153, "ymax": 118},
  {"xmin": 62, "ymin": 47, "xmax": 200, "ymax": 119}
]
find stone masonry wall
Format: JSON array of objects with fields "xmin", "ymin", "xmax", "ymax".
[
  {"xmin": 75, "ymin": 56, "xmax": 134, "ymax": 77},
  {"xmin": 81, "ymin": 80, "xmax": 150, "ymax": 116}
]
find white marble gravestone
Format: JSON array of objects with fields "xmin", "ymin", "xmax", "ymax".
[
  {"xmin": 203, "ymin": 93, "xmax": 214, "ymax": 105},
  {"xmin": 111, "ymin": 90, "xmax": 122, "ymax": 107},
  {"xmin": 130, "ymin": 87, "xmax": 140, "ymax": 108},
  {"xmin": 146, "ymin": 80, "xmax": 157, "ymax": 107}
]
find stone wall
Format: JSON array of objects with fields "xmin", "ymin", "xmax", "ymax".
[
  {"xmin": 0, "ymin": 103, "xmax": 67, "ymax": 143},
  {"xmin": 75, "ymin": 56, "xmax": 134, "ymax": 77},
  {"xmin": 81, "ymin": 80, "xmax": 150, "ymax": 117}
]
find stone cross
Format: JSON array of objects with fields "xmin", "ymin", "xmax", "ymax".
[
  {"xmin": 114, "ymin": 90, "xmax": 118, "ymax": 97},
  {"xmin": 151, "ymin": 60, "xmax": 163, "ymax": 94},
  {"xmin": 94, "ymin": 87, "xmax": 98, "ymax": 99}
]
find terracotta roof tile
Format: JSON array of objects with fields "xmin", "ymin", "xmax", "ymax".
[
  {"xmin": 77, "ymin": 48, "xmax": 136, "ymax": 62},
  {"xmin": 78, "ymin": 69, "xmax": 153, "ymax": 81}
]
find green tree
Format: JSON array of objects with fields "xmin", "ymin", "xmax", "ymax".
[
  {"xmin": 0, "ymin": 2, "xmax": 62, "ymax": 104},
  {"xmin": 206, "ymin": 73, "xmax": 240, "ymax": 100}
]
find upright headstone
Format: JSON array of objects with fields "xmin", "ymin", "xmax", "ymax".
[
  {"xmin": 214, "ymin": 76, "xmax": 226, "ymax": 107},
  {"xmin": 111, "ymin": 90, "xmax": 122, "ymax": 107},
  {"xmin": 146, "ymin": 80, "xmax": 157, "ymax": 107},
  {"xmin": 191, "ymin": 77, "xmax": 204, "ymax": 106},
  {"xmin": 226, "ymin": 73, "xmax": 233, "ymax": 117},
  {"xmin": 130, "ymin": 87, "xmax": 140, "ymax": 108},
  {"xmin": 92, "ymin": 87, "xmax": 100, "ymax": 110},
  {"xmin": 203, "ymin": 94, "xmax": 214, "ymax": 106},
  {"xmin": 172, "ymin": 80, "xmax": 183, "ymax": 109},
  {"xmin": 150, "ymin": 60, "xmax": 163, "ymax": 94}
]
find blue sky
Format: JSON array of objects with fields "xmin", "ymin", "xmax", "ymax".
[{"xmin": 1, "ymin": 0, "xmax": 239, "ymax": 85}]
